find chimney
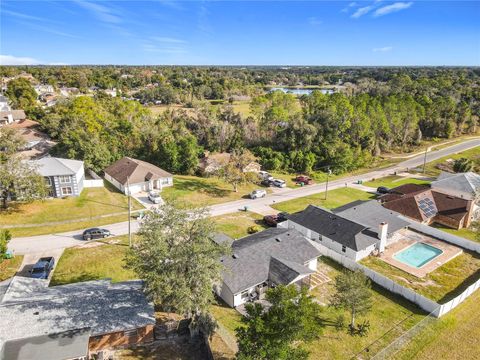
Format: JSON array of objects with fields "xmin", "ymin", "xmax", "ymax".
[{"xmin": 378, "ymin": 222, "xmax": 388, "ymax": 253}]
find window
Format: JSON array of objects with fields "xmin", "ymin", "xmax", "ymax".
[
  {"xmin": 59, "ymin": 175, "xmax": 71, "ymax": 184},
  {"xmin": 342, "ymin": 245, "xmax": 346, "ymax": 253},
  {"xmin": 61, "ymin": 187, "xmax": 73, "ymax": 195},
  {"xmin": 240, "ymin": 290, "xmax": 249, "ymax": 300},
  {"xmin": 161, "ymin": 178, "xmax": 170, "ymax": 185},
  {"xmin": 45, "ymin": 177, "xmax": 52, "ymax": 186}
]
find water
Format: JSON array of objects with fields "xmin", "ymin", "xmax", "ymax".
[
  {"xmin": 394, "ymin": 242, "xmax": 443, "ymax": 268},
  {"xmin": 269, "ymin": 87, "xmax": 334, "ymax": 95}
]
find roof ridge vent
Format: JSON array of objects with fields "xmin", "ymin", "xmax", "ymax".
[{"xmin": 232, "ymin": 253, "xmax": 239, "ymax": 259}]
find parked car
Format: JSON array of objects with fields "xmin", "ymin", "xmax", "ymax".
[
  {"xmin": 148, "ymin": 191, "xmax": 162, "ymax": 204},
  {"xmin": 377, "ymin": 186, "xmax": 390, "ymax": 194},
  {"xmin": 272, "ymin": 179, "xmax": 287, "ymax": 188},
  {"xmin": 295, "ymin": 175, "xmax": 313, "ymax": 185},
  {"xmin": 250, "ymin": 189, "xmax": 267, "ymax": 199},
  {"xmin": 82, "ymin": 228, "xmax": 111, "ymax": 241},
  {"xmin": 30, "ymin": 257, "xmax": 55, "ymax": 279},
  {"xmin": 261, "ymin": 179, "xmax": 273, "ymax": 187},
  {"xmin": 263, "ymin": 212, "xmax": 289, "ymax": 226},
  {"xmin": 258, "ymin": 171, "xmax": 273, "ymax": 181}
]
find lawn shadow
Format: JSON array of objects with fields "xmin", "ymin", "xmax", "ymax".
[{"xmin": 50, "ymin": 272, "xmax": 103, "ymax": 287}]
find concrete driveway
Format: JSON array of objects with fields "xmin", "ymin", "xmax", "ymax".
[{"xmin": 16, "ymin": 248, "xmax": 65, "ymax": 283}]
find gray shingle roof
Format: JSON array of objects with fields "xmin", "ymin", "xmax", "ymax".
[
  {"xmin": 30, "ymin": 157, "xmax": 83, "ymax": 177},
  {"xmin": 0, "ymin": 278, "xmax": 155, "ymax": 343},
  {"xmin": 221, "ymin": 228, "xmax": 320, "ymax": 294},
  {"xmin": 334, "ymin": 200, "xmax": 410, "ymax": 237},
  {"xmin": 268, "ymin": 257, "xmax": 314, "ymax": 285},
  {"xmin": 432, "ymin": 172, "xmax": 480, "ymax": 198}
]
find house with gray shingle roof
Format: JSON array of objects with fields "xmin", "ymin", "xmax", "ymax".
[{"xmin": 216, "ymin": 228, "xmax": 320, "ymax": 308}]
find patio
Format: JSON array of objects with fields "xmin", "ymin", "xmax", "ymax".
[{"xmin": 380, "ymin": 229, "xmax": 463, "ymax": 277}]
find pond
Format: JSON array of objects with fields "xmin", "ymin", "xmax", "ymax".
[{"xmin": 269, "ymin": 87, "xmax": 334, "ymax": 95}]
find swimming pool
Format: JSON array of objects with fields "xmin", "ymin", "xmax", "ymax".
[{"xmin": 394, "ymin": 242, "xmax": 443, "ymax": 268}]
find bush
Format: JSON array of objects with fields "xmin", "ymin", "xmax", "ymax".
[{"xmin": 247, "ymin": 225, "xmax": 261, "ymax": 234}]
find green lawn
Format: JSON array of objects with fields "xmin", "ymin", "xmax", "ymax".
[
  {"xmin": 213, "ymin": 212, "xmax": 267, "ymax": 239},
  {"xmin": 360, "ymin": 252, "xmax": 480, "ymax": 303},
  {"xmin": 50, "ymin": 235, "xmax": 136, "ymax": 286},
  {"xmin": 211, "ymin": 257, "xmax": 426, "ymax": 359},
  {"xmin": 271, "ymin": 187, "xmax": 376, "ymax": 214},
  {"xmin": 0, "ymin": 184, "xmax": 143, "ymax": 227},
  {"xmin": 393, "ymin": 285, "xmax": 480, "ymax": 360},
  {"xmin": 432, "ymin": 223, "xmax": 479, "ymax": 243},
  {"xmin": 364, "ymin": 175, "xmax": 431, "ymax": 189},
  {"xmin": 420, "ymin": 147, "xmax": 480, "ymax": 176},
  {"xmin": 162, "ymin": 175, "xmax": 264, "ymax": 207},
  {"xmin": 0, "ymin": 256, "xmax": 23, "ymax": 281}
]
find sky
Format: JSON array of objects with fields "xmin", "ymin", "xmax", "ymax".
[{"xmin": 0, "ymin": 1, "xmax": 479, "ymax": 66}]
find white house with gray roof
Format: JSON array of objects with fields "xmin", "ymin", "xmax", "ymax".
[
  {"xmin": 31, "ymin": 157, "xmax": 85, "ymax": 197},
  {"xmin": 216, "ymin": 228, "xmax": 321, "ymax": 308}
]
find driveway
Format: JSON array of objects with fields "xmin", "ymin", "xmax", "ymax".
[
  {"xmin": 16, "ymin": 248, "xmax": 65, "ymax": 283},
  {"xmin": 132, "ymin": 191, "xmax": 163, "ymax": 209},
  {"xmin": 8, "ymin": 139, "xmax": 480, "ymax": 255}
]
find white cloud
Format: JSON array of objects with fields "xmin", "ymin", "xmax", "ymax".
[
  {"xmin": 373, "ymin": 2, "xmax": 413, "ymax": 17},
  {"xmin": 151, "ymin": 36, "xmax": 187, "ymax": 44},
  {"xmin": 2, "ymin": 9, "xmax": 46, "ymax": 22},
  {"xmin": 351, "ymin": 5, "xmax": 374, "ymax": 18},
  {"xmin": 0, "ymin": 55, "xmax": 68, "ymax": 65},
  {"xmin": 74, "ymin": 0, "xmax": 122, "ymax": 23},
  {"xmin": 373, "ymin": 46, "xmax": 393, "ymax": 52},
  {"xmin": 308, "ymin": 17, "xmax": 323, "ymax": 26}
]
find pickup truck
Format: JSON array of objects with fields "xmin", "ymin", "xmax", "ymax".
[{"xmin": 30, "ymin": 257, "xmax": 55, "ymax": 279}]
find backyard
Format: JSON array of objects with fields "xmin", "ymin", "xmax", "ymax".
[
  {"xmin": 271, "ymin": 187, "xmax": 376, "ymax": 214},
  {"xmin": 213, "ymin": 212, "xmax": 267, "ymax": 239},
  {"xmin": 360, "ymin": 251, "xmax": 480, "ymax": 303}
]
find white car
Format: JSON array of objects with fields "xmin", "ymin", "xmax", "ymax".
[
  {"xmin": 258, "ymin": 171, "xmax": 273, "ymax": 181},
  {"xmin": 250, "ymin": 189, "xmax": 267, "ymax": 199},
  {"xmin": 272, "ymin": 179, "xmax": 286, "ymax": 188},
  {"xmin": 148, "ymin": 191, "xmax": 162, "ymax": 204}
]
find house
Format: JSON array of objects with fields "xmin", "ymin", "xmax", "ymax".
[
  {"xmin": 198, "ymin": 152, "xmax": 261, "ymax": 175},
  {"xmin": 380, "ymin": 183, "xmax": 476, "ymax": 229},
  {"xmin": 0, "ymin": 95, "xmax": 10, "ymax": 111},
  {"xmin": 431, "ymin": 171, "xmax": 480, "ymax": 201},
  {"xmin": 215, "ymin": 228, "xmax": 321, "ymax": 308},
  {"xmin": 31, "ymin": 157, "xmax": 85, "ymax": 197},
  {"xmin": 5, "ymin": 119, "xmax": 56, "ymax": 159},
  {"xmin": 34, "ymin": 84, "xmax": 55, "ymax": 95},
  {"xmin": 104, "ymin": 157, "xmax": 173, "ymax": 195},
  {"xmin": 0, "ymin": 110, "xmax": 27, "ymax": 127},
  {"xmin": 0, "ymin": 277, "xmax": 156, "ymax": 360}
]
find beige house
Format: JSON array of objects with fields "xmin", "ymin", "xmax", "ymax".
[{"xmin": 104, "ymin": 157, "xmax": 173, "ymax": 195}]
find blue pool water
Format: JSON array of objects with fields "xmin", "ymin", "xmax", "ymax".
[{"xmin": 394, "ymin": 243, "xmax": 443, "ymax": 268}]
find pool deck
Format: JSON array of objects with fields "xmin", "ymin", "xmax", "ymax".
[{"xmin": 379, "ymin": 229, "xmax": 463, "ymax": 278}]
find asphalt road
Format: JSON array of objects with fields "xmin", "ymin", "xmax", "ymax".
[{"xmin": 9, "ymin": 138, "xmax": 480, "ymax": 255}]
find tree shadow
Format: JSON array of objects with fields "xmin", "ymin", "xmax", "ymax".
[{"xmin": 174, "ymin": 179, "xmax": 231, "ymax": 198}]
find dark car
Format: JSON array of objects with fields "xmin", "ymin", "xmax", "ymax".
[
  {"xmin": 30, "ymin": 257, "xmax": 55, "ymax": 279},
  {"xmin": 261, "ymin": 179, "xmax": 273, "ymax": 187},
  {"xmin": 377, "ymin": 186, "xmax": 390, "ymax": 194},
  {"xmin": 82, "ymin": 228, "xmax": 111, "ymax": 240},
  {"xmin": 263, "ymin": 212, "xmax": 289, "ymax": 227},
  {"xmin": 295, "ymin": 175, "xmax": 313, "ymax": 185}
]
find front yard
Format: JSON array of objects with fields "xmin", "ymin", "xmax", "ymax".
[
  {"xmin": 50, "ymin": 235, "xmax": 136, "ymax": 286},
  {"xmin": 364, "ymin": 175, "xmax": 431, "ymax": 189},
  {"xmin": 271, "ymin": 187, "xmax": 376, "ymax": 214},
  {"xmin": 360, "ymin": 251, "xmax": 480, "ymax": 303},
  {"xmin": 213, "ymin": 212, "xmax": 267, "ymax": 239},
  {"xmin": 0, "ymin": 256, "xmax": 23, "ymax": 281}
]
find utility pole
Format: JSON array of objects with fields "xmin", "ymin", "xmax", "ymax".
[
  {"xmin": 422, "ymin": 147, "xmax": 428, "ymax": 173},
  {"xmin": 127, "ymin": 176, "xmax": 132, "ymax": 248},
  {"xmin": 324, "ymin": 168, "xmax": 332, "ymax": 200}
]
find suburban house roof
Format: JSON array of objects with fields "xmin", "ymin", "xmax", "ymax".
[
  {"xmin": 30, "ymin": 157, "xmax": 83, "ymax": 177},
  {"xmin": 0, "ymin": 278, "xmax": 156, "ymax": 348},
  {"xmin": 213, "ymin": 233, "xmax": 234, "ymax": 246},
  {"xmin": 334, "ymin": 200, "xmax": 410, "ymax": 236},
  {"xmin": 287, "ymin": 205, "xmax": 378, "ymax": 251},
  {"xmin": 1, "ymin": 329, "xmax": 91, "ymax": 360},
  {"xmin": 221, "ymin": 228, "xmax": 320, "ymax": 295},
  {"xmin": 431, "ymin": 171, "xmax": 480, "ymax": 199},
  {"xmin": 0, "ymin": 110, "xmax": 26, "ymax": 122},
  {"xmin": 104, "ymin": 157, "xmax": 172, "ymax": 185},
  {"xmin": 380, "ymin": 184, "xmax": 471, "ymax": 223}
]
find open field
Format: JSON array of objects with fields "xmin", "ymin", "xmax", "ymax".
[
  {"xmin": 364, "ymin": 175, "xmax": 431, "ymax": 189},
  {"xmin": 0, "ymin": 184, "xmax": 142, "ymax": 227},
  {"xmin": 50, "ymin": 235, "xmax": 136, "ymax": 286},
  {"xmin": 0, "ymin": 256, "xmax": 23, "ymax": 281},
  {"xmin": 162, "ymin": 175, "xmax": 265, "ymax": 207},
  {"xmin": 213, "ymin": 211, "xmax": 267, "ymax": 239},
  {"xmin": 392, "ymin": 286, "xmax": 480, "ymax": 360},
  {"xmin": 271, "ymin": 187, "xmax": 376, "ymax": 214},
  {"xmin": 360, "ymin": 251, "xmax": 480, "ymax": 303}
]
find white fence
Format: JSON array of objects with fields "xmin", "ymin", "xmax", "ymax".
[
  {"xmin": 313, "ymin": 240, "xmax": 480, "ymax": 318},
  {"xmin": 84, "ymin": 169, "xmax": 104, "ymax": 188}
]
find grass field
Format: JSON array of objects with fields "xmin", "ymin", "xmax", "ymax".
[
  {"xmin": 393, "ymin": 287, "xmax": 480, "ymax": 360},
  {"xmin": 162, "ymin": 175, "xmax": 264, "ymax": 207},
  {"xmin": 213, "ymin": 211, "xmax": 267, "ymax": 239},
  {"xmin": 0, "ymin": 256, "xmax": 23, "ymax": 281},
  {"xmin": 364, "ymin": 175, "xmax": 431, "ymax": 189},
  {"xmin": 50, "ymin": 235, "xmax": 136, "ymax": 286},
  {"xmin": 271, "ymin": 187, "xmax": 376, "ymax": 214},
  {"xmin": 0, "ymin": 184, "xmax": 142, "ymax": 227},
  {"xmin": 360, "ymin": 252, "xmax": 480, "ymax": 303},
  {"xmin": 420, "ymin": 147, "xmax": 480, "ymax": 175}
]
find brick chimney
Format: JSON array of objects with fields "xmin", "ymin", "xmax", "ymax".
[{"xmin": 378, "ymin": 222, "xmax": 388, "ymax": 253}]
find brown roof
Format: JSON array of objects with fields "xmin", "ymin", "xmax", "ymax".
[
  {"xmin": 104, "ymin": 157, "xmax": 172, "ymax": 185},
  {"xmin": 0, "ymin": 110, "xmax": 26, "ymax": 121},
  {"xmin": 380, "ymin": 184, "xmax": 470, "ymax": 223}
]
